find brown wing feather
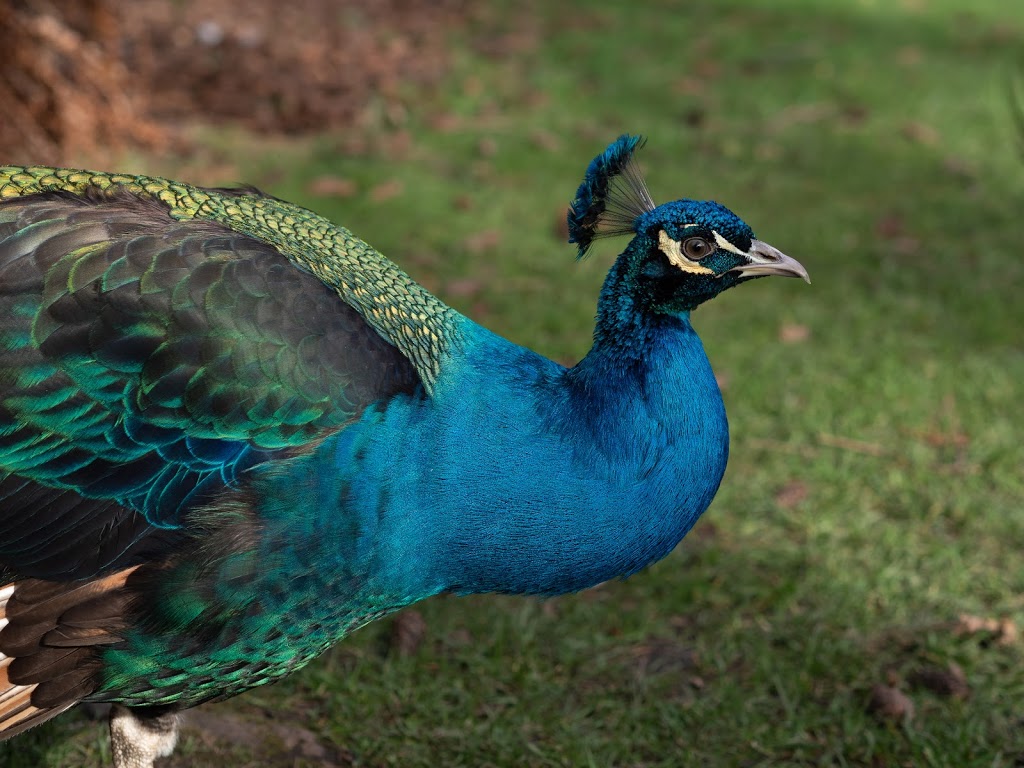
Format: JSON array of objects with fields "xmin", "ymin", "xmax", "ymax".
[{"xmin": 0, "ymin": 567, "xmax": 137, "ymax": 739}]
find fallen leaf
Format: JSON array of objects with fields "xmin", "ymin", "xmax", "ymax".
[
  {"xmin": 683, "ymin": 107, "xmax": 706, "ymax": 129},
  {"xmin": 818, "ymin": 433, "xmax": 888, "ymax": 456},
  {"xmin": 341, "ymin": 136, "xmax": 370, "ymax": 157},
  {"xmin": 892, "ymin": 236, "xmax": 921, "ymax": 255},
  {"xmin": 769, "ymin": 102, "xmax": 835, "ymax": 130},
  {"xmin": 955, "ymin": 614, "xmax": 1018, "ymax": 646},
  {"xmin": 307, "ymin": 175, "xmax": 357, "ymax": 198},
  {"xmin": 381, "ymin": 130, "xmax": 412, "ymax": 156},
  {"xmin": 430, "ymin": 113, "xmax": 462, "ymax": 133},
  {"xmin": 902, "ymin": 121, "xmax": 940, "ymax": 146},
  {"xmin": 693, "ymin": 59, "xmax": 720, "ymax": 80},
  {"xmin": 841, "ymin": 103, "xmax": 869, "ymax": 126},
  {"xmin": 908, "ymin": 663, "xmax": 969, "ymax": 699},
  {"xmin": 462, "ymin": 75, "xmax": 483, "ymax": 97},
  {"xmin": 875, "ymin": 213, "xmax": 905, "ymax": 239},
  {"xmin": 774, "ymin": 481, "xmax": 809, "ymax": 509},
  {"xmin": 942, "ymin": 155, "xmax": 976, "ymax": 182},
  {"xmin": 477, "ymin": 137, "xmax": 498, "ymax": 157},
  {"xmin": 462, "ymin": 230, "xmax": 501, "ymax": 254},
  {"xmin": 867, "ymin": 684, "xmax": 914, "ymax": 722},
  {"xmin": 446, "ymin": 628, "xmax": 473, "ymax": 647},
  {"xmin": 523, "ymin": 90, "xmax": 549, "ymax": 109},
  {"xmin": 673, "ymin": 76, "xmax": 706, "ymax": 97},
  {"xmin": 897, "ymin": 46, "xmax": 923, "ymax": 66},
  {"xmin": 779, "ymin": 323, "xmax": 810, "ymax": 344},
  {"xmin": 369, "ymin": 179, "xmax": 404, "ymax": 203},
  {"xmin": 689, "ymin": 519, "xmax": 719, "ymax": 544},
  {"xmin": 630, "ymin": 639, "xmax": 699, "ymax": 678},
  {"xmin": 530, "ymin": 129, "xmax": 561, "ymax": 152},
  {"xmin": 668, "ymin": 614, "xmax": 695, "ymax": 633},
  {"xmin": 920, "ymin": 429, "xmax": 969, "ymax": 449},
  {"xmin": 445, "ymin": 278, "xmax": 483, "ymax": 298}
]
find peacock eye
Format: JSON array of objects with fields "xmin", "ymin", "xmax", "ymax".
[{"xmin": 681, "ymin": 237, "xmax": 715, "ymax": 261}]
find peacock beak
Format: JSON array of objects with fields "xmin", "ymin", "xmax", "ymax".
[{"xmin": 728, "ymin": 240, "xmax": 810, "ymax": 283}]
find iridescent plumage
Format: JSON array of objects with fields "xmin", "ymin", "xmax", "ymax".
[{"xmin": 0, "ymin": 137, "xmax": 807, "ymax": 766}]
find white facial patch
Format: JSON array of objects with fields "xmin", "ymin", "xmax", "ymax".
[
  {"xmin": 712, "ymin": 230, "xmax": 746, "ymax": 256},
  {"xmin": 658, "ymin": 230, "xmax": 714, "ymax": 275}
]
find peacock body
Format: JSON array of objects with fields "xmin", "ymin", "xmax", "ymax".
[{"xmin": 0, "ymin": 137, "xmax": 807, "ymax": 766}]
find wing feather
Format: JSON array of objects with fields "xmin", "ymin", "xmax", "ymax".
[{"xmin": 0, "ymin": 187, "xmax": 420, "ymax": 580}]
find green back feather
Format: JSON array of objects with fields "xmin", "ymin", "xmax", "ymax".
[{"xmin": 0, "ymin": 166, "xmax": 459, "ymax": 390}]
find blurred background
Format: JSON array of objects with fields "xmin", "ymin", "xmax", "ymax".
[{"xmin": 2, "ymin": 0, "xmax": 1023, "ymax": 766}]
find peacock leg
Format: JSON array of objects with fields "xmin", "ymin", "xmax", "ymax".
[{"xmin": 109, "ymin": 705, "xmax": 180, "ymax": 768}]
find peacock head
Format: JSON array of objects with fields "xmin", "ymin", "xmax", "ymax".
[{"xmin": 567, "ymin": 135, "xmax": 808, "ymax": 314}]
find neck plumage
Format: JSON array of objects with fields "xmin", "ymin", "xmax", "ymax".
[
  {"xmin": 255, "ymin": 250, "xmax": 729, "ymax": 609},
  {"xmin": 420, "ymin": 251, "xmax": 729, "ymax": 597}
]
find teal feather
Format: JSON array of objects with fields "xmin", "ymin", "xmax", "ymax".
[{"xmin": 0, "ymin": 141, "xmax": 807, "ymax": 751}]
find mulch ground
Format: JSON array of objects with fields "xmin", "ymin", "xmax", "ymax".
[{"xmin": 0, "ymin": 0, "xmax": 478, "ymax": 164}]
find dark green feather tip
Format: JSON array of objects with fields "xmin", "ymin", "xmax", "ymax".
[{"xmin": 567, "ymin": 134, "xmax": 656, "ymax": 259}]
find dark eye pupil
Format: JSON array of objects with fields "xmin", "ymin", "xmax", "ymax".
[{"xmin": 683, "ymin": 237, "xmax": 712, "ymax": 259}]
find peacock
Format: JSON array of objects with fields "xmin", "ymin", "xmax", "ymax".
[{"xmin": 0, "ymin": 135, "xmax": 807, "ymax": 767}]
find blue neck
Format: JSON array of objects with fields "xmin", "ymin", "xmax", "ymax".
[
  {"xmin": 252, "ymin": 256, "xmax": 729, "ymax": 607},
  {"xmin": 439, "ymin": 309, "xmax": 728, "ymax": 596}
]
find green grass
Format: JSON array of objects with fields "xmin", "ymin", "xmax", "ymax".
[{"xmin": 4, "ymin": 1, "xmax": 1024, "ymax": 765}]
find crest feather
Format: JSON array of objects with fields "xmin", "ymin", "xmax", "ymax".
[{"xmin": 567, "ymin": 134, "xmax": 656, "ymax": 258}]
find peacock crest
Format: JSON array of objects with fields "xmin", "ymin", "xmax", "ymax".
[{"xmin": 567, "ymin": 134, "xmax": 656, "ymax": 258}]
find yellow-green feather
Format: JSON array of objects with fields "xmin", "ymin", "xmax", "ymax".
[{"xmin": 0, "ymin": 166, "xmax": 459, "ymax": 390}]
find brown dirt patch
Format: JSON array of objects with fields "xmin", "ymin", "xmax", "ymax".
[{"xmin": 1, "ymin": 0, "xmax": 475, "ymax": 164}]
